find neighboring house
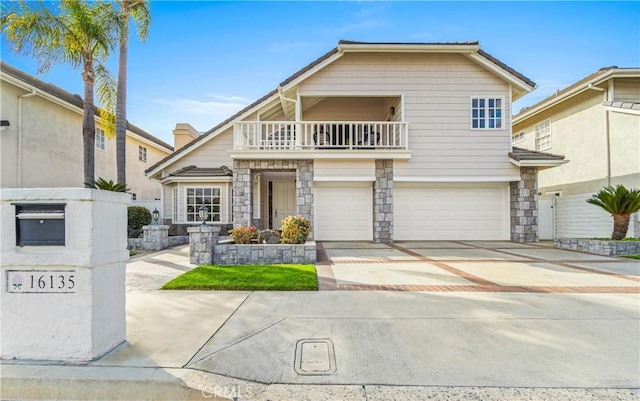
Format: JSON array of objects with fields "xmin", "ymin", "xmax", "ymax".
[
  {"xmin": 512, "ymin": 67, "xmax": 640, "ymax": 239},
  {"xmin": 1, "ymin": 62, "xmax": 173, "ymax": 202},
  {"xmin": 147, "ymin": 40, "xmax": 565, "ymax": 242}
]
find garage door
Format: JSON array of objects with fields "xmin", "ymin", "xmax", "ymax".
[
  {"xmin": 394, "ymin": 183, "xmax": 509, "ymax": 240},
  {"xmin": 315, "ymin": 182, "xmax": 373, "ymax": 241}
]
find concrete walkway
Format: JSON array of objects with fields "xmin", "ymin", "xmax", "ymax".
[{"xmin": 3, "ymin": 244, "xmax": 639, "ymax": 400}]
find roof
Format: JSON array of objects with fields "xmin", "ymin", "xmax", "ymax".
[
  {"xmin": 513, "ymin": 66, "xmax": 640, "ymax": 123},
  {"xmin": 146, "ymin": 40, "xmax": 536, "ymax": 176},
  {"xmin": 509, "ymin": 146, "xmax": 566, "ymax": 164},
  {"xmin": 0, "ymin": 61, "xmax": 173, "ymax": 152},
  {"xmin": 604, "ymin": 100, "xmax": 640, "ymax": 112},
  {"xmin": 167, "ymin": 165, "xmax": 232, "ymax": 178}
]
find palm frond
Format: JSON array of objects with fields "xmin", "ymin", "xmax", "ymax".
[
  {"xmin": 86, "ymin": 177, "xmax": 130, "ymax": 192},
  {"xmin": 95, "ymin": 62, "xmax": 117, "ymax": 137},
  {"xmin": 587, "ymin": 185, "xmax": 640, "ymax": 215}
]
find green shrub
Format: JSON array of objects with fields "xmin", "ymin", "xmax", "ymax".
[
  {"xmin": 280, "ymin": 216, "xmax": 310, "ymax": 244},
  {"xmin": 86, "ymin": 177, "xmax": 130, "ymax": 192},
  {"xmin": 230, "ymin": 226, "xmax": 257, "ymax": 244},
  {"xmin": 128, "ymin": 206, "xmax": 152, "ymax": 231}
]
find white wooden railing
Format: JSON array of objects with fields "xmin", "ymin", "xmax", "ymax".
[{"xmin": 233, "ymin": 121, "xmax": 409, "ymax": 151}]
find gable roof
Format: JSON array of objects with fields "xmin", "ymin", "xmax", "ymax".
[
  {"xmin": 513, "ymin": 66, "xmax": 640, "ymax": 123},
  {"xmin": 0, "ymin": 61, "xmax": 173, "ymax": 152},
  {"xmin": 146, "ymin": 40, "xmax": 536, "ymax": 177}
]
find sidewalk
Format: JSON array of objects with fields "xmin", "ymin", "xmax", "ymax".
[{"xmin": 2, "ymin": 245, "xmax": 639, "ymax": 400}]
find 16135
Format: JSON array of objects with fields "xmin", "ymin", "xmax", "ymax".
[{"xmin": 7, "ymin": 271, "xmax": 77, "ymax": 293}]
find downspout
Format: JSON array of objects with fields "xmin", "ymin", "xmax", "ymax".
[
  {"xmin": 17, "ymin": 89, "xmax": 37, "ymax": 187},
  {"xmin": 587, "ymin": 84, "xmax": 610, "ymax": 186}
]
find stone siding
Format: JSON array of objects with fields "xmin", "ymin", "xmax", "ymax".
[
  {"xmin": 213, "ymin": 242, "xmax": 317, "ymax": 265},
  {"xmin": 555, "ymin": 238, "xmax": 640, "ymax": 256},
  {"xmin": 374, "ymin": 159, "xmax": 393, "ymax": 243},
  {"xmin": 510, "ymin": 166, "xmax": 539, "ymax": 242},
  {"xmin": 232, "ymin": 160, "xmax": 313, "ymax": 237}
]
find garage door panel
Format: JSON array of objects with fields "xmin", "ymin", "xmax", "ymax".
[
  {"xmin": 315, "ymin": 184, "xmax": 373, "ymax": 241},
  {"xmin": 394, "ymin": 184, "xmax": 509, "ymax": 240}
]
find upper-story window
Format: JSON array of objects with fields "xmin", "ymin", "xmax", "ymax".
[
  {"xmin": 138, "ymin": 146, "xmax": 147, "ymax": 162},
  {"xmin": 534, "ymin": 119, "xmax": 552, "ymax": 150},
  {"xmin": 95, "ymin": 128, "xmax": 106, "ymax": 151},
  {"xmin": 512, "ymin": 131, "xmax": 525, "ymax": 144},
  {"xmin": 471, "ymin": 97, "xmax": 503, "ymax": 129}
]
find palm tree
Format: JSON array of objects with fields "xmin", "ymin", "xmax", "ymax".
[
  {"xmin": 86, "ymin": 177, "xmax": 130, "ymax": 192},
  {"xmin": 2, "ymin": 0, "xmax": 117, "ymax": 187},
  {"xmin": 114, "ymin": 0, "xmax": 150, "ymax": 187},
  {"xmin": 587, "ymin": 185, "xmax": 640, "ymax": 240}
]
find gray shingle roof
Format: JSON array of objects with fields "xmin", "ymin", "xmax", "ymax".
[
  {"xmin": 604, "ymin": 101, "xmax": 640, "ymax": 111},
  {"xmin": 509, "ymin": 146, "xmax": 565, "ymax": 162},
  {"xmin": 167, "ymin": 165, "xmax": 232, "ymax": 178},
  {"xmin": 0, "ymin": 61, "xmax": 173, "ymax": 152}
]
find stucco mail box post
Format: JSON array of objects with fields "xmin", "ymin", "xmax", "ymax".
[{"xmin": 0, "ymin": 188, "xmax": 130, "ymax": 361}]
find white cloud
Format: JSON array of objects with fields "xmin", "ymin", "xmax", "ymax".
[
  {"xmin": 324, "ymin": 19, "xmax": 387, "ymax": 35},
  {"xmin": 206, "ymin": 94, "xmax": 252, "ymax": 103}
]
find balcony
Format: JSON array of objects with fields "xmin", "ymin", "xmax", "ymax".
[{"xmin": 231, "ymin": 121, "xmax": 411, "ymax": 160}]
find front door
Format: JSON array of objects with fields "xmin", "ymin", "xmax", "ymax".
[{"xmin": 273, "ymin": 180, "xmax": 296, "ymax": 229}]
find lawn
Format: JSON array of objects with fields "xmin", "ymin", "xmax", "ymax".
[
  {"xmin": 621, "ymin": 255, "xmax": 640, "ymax": 260},
  {"xmin": 162, "ymin": 264, "xmax": 318, "ymax": 291}
]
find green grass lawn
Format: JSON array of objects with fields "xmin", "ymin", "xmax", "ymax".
[
  {"xmin": 162, "ymin": 264, "xmax": 318, "ymax": 291},
  {"xmin": 621, "ymin": 255, "xmax": 640, "ymax": 260}
]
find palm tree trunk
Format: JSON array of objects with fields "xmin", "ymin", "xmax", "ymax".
[
  {"xmin": 116, "ymin": 33, "xmax": 128, "ymax": 186},
  {"xmin": 612, "ymin": 214, "xmax": 630, "ymax": 240},
  {"xmin": 82, "ymin": 61, "xmax": 96, "ymax": 187}
]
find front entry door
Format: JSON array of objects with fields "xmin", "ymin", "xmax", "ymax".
[{"xmin": 273, "ymin": 180, "xmax": 296, "ymax": 229}]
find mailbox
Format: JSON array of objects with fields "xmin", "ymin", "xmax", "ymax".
[{"xmin": 14, "ymin": 203, "xmax": 66, "ymax": 246}]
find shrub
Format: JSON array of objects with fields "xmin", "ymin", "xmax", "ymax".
[
  {"xmin": 230, "ymin": 226, "xmax": 257, "ymax": 244},
  {"xmin": 258, "ymin": 229, "xmax": 281, "ymax": 244},
  {"xmin": 86, "ymin": 177, "xmax": 130, "ymax": 192},
  {"xmin": 128, "ymin": 206, "xmax": 152, "ymax": 231},
  {"xmin": 280, "ymin": 216, "xmax": 310, "ymax": 244}
]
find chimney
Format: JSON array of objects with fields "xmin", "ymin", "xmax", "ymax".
[{"xmin": 173, "ymin": 123, "xmax": 199, "ymax": 151}]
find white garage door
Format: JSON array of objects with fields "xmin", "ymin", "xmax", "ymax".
[
  {"xmin": 315, "ymin": 182, "xmax": 373, "ymax": 241},
  {"xmin": 394, "ymin": 183, "xmax": 509, "ymax": 240}
]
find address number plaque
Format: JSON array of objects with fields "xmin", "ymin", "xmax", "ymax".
[{"xmin": 7, "ymin": 270, "xmax": 77, "ymax": 293}]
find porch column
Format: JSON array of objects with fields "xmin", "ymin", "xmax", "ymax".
[
  {"xmin": 510, "ymin": 166, "xmax": 539, "ymax": 242},
  {"xmin": 232, "ymin": 160, "xmax": 252, "ymax": 227},
  {"xmin": 374, "ymin": 159, "xmax": 394, "ymax": 243},
  {"xmin": 296, "ymin": 160, "xmax": 314, "ymax": 239}
]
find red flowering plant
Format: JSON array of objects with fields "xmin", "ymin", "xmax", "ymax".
[{"xmin": 229, "ymin": 225, "xmax": 257, "ymax": 244}]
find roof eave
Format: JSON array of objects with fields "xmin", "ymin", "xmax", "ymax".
[
  {"xmin": 509, "ymin": 158, "xmax": 569, "ymax": 169},
  {"xmin": 338, "ymin": 42, "xmax": 480, "ymax": 53}
]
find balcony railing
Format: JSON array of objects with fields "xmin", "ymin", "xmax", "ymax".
[{"xmin": 233, "ymin": 121, "xmax": 409, "ymax": 151}]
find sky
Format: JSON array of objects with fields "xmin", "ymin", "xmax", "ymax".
[{"xmin": 2, "ymin": 1, "xmax": 639, "ymax": 146}]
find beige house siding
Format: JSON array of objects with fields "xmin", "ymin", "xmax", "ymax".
[
  {"xmin": 162, "ymin": 127, "xmax": 234, "ymax": 176},
  {"xmin": 298, "ymin": 52, "xmax": 519, "ymax": 179},
  {"xmin": 609, "ymin": 111, "xmax": 640, "ymax": 186},
  {"xmin": 303, "ymin": 97, "xmax": 391, "ymax": 121},
  {"xmin": 614, "ymin": 78, "xmax": 640, "ymax": 102},
  {"xmin": 314, "ymin": 159, "xmax": 375, "ymax": 180},
  {"xmin": 0, "ymin": 77, "xmax": 170, "ymax": 199}
]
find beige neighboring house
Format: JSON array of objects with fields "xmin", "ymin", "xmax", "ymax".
[
  {"xmin": 1, "ymin": 62, "xmax": 173, "ymax": 203},
  {"xmin": 147, "ymin": 40, "xmax": 566, "ymax": 242},
  {"xmin": 512, "ymin": 67, "xmax": 640, "ymax": 239}
]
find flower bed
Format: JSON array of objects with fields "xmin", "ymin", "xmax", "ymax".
[
  {"xmin": 213, "ymin": 241, "xmax": 316, "ymax": 265},
  {"xmin": 555, "ymin": 238, "xmax": 640, "ymax": 256}
]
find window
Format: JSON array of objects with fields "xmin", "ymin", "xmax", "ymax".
[
  {"xmin": 471, "ymin": 97, "xmax": 503, "ymax": 129},
  {"xmin": 138, "ymin": 146, "xmax": 147, "ymax": 162},
  {"xmin": 186, "ymin": 187, "xmax": 221, "ymax": 222},
  {"xmin": 172, "ymin": 188, "xmax": 178, "ymax": 222},
  {"xmin": 512, "ymin": 131, "xmax": 525, "ymax": 144},
  {"xmin": 534, "ymin": 120, "xmax": 552, "ymax": 150},
  {"xmin": 95, "ymin": 128, "xmax": 105, "ymax": 151}
]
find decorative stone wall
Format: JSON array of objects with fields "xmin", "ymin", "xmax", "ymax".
[
  {"xmin": 188, "ymin": 225, "xmax": 220, "ymax": 265},
  {"xmin": 232, "ymin": 160, "xmax": 313, "ymax": 236},
  {"xmin": 510, "ymin": 166, "xmax": 539, "ymax": 243},
  {"xmin": 374, "ymin": 160, "xmax": 393, "ymax": 243},
  {"xmin": 141, "ymin": 225, "xmax": 169, "ymax": 251},
  {"xmin": 555, "ymin": 238, "xmax": 640, "ymax": 256},
  {"xmin": 213, "ymin": 242, "xmax": 317, "ymax": 265}
]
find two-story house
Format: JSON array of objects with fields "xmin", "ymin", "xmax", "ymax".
[
  {"xmin": 146, "ymin": 41, "xmax": 565, "ymax": 242},
  {"xmin": 1, "ymin": 62, "xmax": 173, "ymax": 202},
  {"xmin": 513, "ymin": 67, "xmax": 639, "ymax": 239}
]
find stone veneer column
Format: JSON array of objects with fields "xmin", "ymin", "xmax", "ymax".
[
  {"xmin": 142, "ymin": 225, "xmax": 169, "ymax": 251},
  {"xmin": 510, "ymin": 166, "xmax": 539, "ymax": 243},
  {"xmin": 374, "ymin": 159, "xmax": 394, "ymax": 243},
  {"xmin": 296, "ymin": 160, "xmax": 314, "ymax": 239},
  {"xmin": 188, "ymin": 225, "xmax": 220, "ymax": 265},
  {"xmin": 233, "ymin": 160, "xmax": 252, "ymax": 227}
]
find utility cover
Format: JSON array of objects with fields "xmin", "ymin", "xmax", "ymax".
[{"xmin": 294, "ymin": 338, "xmax": 336, "ymax": 375}]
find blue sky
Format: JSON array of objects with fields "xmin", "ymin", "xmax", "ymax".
[{"xmin": 2, "ymin": 1, "xmax": 639, "ymax": 145}]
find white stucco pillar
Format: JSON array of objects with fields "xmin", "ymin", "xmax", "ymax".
[{"xmin": 0, "ymin": 188, "xmax": 130, "ymax": 361}]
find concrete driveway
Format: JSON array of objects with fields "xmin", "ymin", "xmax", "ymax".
[{"xmin": 317, "ymin": 241, "xmax": 640, "ymax": 293}]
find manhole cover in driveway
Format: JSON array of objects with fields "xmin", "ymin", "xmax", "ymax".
[{"xmin": 294, "ymin": 338, "xmax": 336, "ymax": 375}]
